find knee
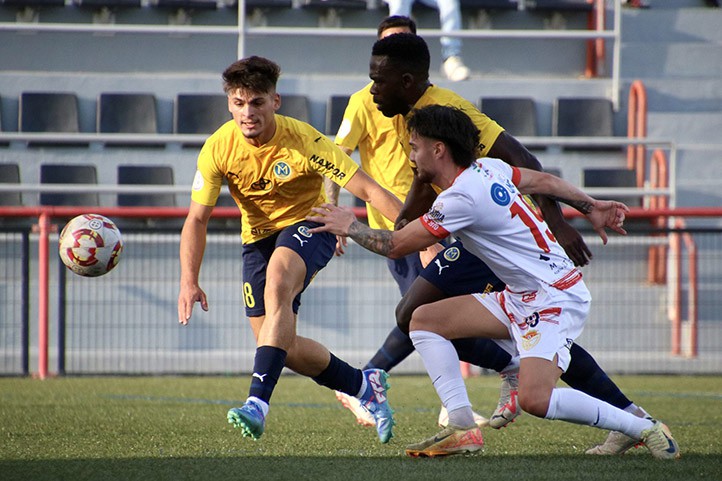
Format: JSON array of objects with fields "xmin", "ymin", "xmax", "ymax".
[
  {"xmin": 395, "ymin": 298, "xmax": 414, "ymax": 335},
  {"xmin": 517, "ymin": 389, "xmax": 551, "ymax": 418},
  {"xmin": 407, "ymin": 303, "xmax": 436, "ymax": 333}
]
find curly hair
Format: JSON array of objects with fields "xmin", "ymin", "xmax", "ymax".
[
  {"xmin": 222, "ymin": 56, "xmax": 281, "ymax": 94},
  {"xmin": 407, "ymin": 105, "xmax": 481, "ymax": 168}
]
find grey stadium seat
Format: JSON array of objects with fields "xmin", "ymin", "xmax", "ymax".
[{"xmin": 0, "ymin": 163, "xmax": 22, "ymax": 206}]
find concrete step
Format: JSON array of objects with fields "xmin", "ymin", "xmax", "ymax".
[
  {"xmin": 647, "ymin": 111, "xmax": 722, "ymax": 143},
  {"xmin": 622, "ymin": 7, "xmax": 722, "ymax": 42},
  {"xmin": 624, "ymin": 78, "xmax": 722, "ymax": 114},
  {"xmin": 621, "ymin": 42, "xmax": 722, "ymax": 79}
]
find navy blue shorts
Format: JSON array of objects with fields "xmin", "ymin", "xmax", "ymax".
[
  {"xmin": 418, "ymin": 241, "xmax": 506, "ymax": 297},
  {"xmin": 386, "ymin": 252, "xmax": 424, "ymax": 296},
  {"xmin": 241, "ymin": 220, "xmax": 336, "ymax": 317}
]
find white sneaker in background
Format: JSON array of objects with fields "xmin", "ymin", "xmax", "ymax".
[{"xmin": 442, "ymin": 56, "xmax": 470, "ymax": 82}]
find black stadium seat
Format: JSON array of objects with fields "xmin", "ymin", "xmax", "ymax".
[
  {"xmin": 479, "ymin": 97, "xmax": 544, "ymax": 150},
  {"xmin": 175, "ymin": 93, "xmax": 231, "ymax": 134},
  {"xmin": 117, "ymin": 165, "xmax": 176, "ymax": 207},
  {"xmin": 0, "ymin": 163, "xmax": 22, "ymax": 206},
  {"xmin": 40, "ymin": 164, "xmax": 99, "ymax": 207},
  {"xmin": 553, "ymin": 97, "xmax": 617, "ymax": 150},
  {"xmin": 326, "ymin": 95, "xmax": 350, "ymax": 135},
  {"xmin": 19, "ymin": 92, "xmax": 80, "ymax": 133},
  {"xmin": 98, "ymin": 92, "xmax": 158, "ymax": 134},
  {"xmin": 583, "ymin": 167, "xmax": 641, "ymax": 206},
  {"xmin": 277, "ymin": 94, "xmax": 311, "ymax": 124}
]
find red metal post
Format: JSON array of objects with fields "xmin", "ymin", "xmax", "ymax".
[{"xmin": 37, "ymin": 211, "xmax": 50, "ymax": 379}]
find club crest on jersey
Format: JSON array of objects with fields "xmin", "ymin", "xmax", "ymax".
[
  {"xmin": 521, "ymin": 330, "xmax": 541, "ymax": 350},
  {"xmin": 426, "ymin": 203, "xmax": 445, "ymax": 223},
  {"xmin": 443, "ymin": 246, "xmax": 460, "ymax": 262},
  {"xmin": 297, "ymin": 226, "xmax": 312, "ymax": 238},
  {"xmin": 272, "ymin": 161, "xmax": 293, "ymax": 181},
  {"xmin": 491, "ymin": 183, "xmax": 511, "ymax": 206}
]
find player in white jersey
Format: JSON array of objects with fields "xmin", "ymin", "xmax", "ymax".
[{"xmin": 308, "ymin": 104, "xmax": 680, "ymax": 459}]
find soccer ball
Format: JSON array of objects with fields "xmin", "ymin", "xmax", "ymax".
[{"xmin": 58, "ymin": 214, "xmax": 124, "ymax": 277}]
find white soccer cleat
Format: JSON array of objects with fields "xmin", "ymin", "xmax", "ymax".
[
  {"xmin": 641, "ymin": 421, "xmax": 681, "ymax": 460},
  {"xmin": 335, "ymin": 390, "xmax": 375, "ymax": 427},
  {"xmin": 586, "ymin": 430, "xmax": 642, "ymax": 455},
  {"xmin": 438, "ymin": 405, "xmax": 489, "ymax": 428},
  {"xmin": 489, "ymin": 370, "xmax": 522, "ymax": 429}
]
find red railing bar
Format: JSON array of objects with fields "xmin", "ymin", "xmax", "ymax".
[{"xmin": 627, "ymin": 80, "xmax": 648, "ymax": 187}]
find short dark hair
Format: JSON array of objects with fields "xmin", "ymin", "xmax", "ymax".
[
  {"xmin": 371, "ymin": 33, "xmax": 430, "ymax": 80},
  {"xmin": 377, "ymin": 15, "xmax": 417, "ymax": 37},
  {"xmin": 407, "ymin": 105, "xmax": 480, "ymax": 168},
  {"xmin": 222, "ymin": 56, "xmax": 281, "ymax": 94}
]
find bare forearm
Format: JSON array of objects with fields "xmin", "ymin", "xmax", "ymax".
[
  {"xmin": 324, "ymin": 177, "xmax": 341, "ymax": 206},
  {"xmin": 180, "ymin": 218, "xmax": 207, "ymax": 285},
  {"xmin": 348, "ymin": 220, "xmax": 395, "ymax": 257}
]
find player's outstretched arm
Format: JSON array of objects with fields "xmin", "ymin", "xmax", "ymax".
[
  {"xmin": 178, "ymin": 201, "xmax": 213, "ymax": 324},
  {"xmin": 307, "ymin": 204, "xmax": 437, "ymax": 259},
  {"xmin": 516, "ymin": 168, "xmax": 629, "ymax": 245},
  {"xmin": 489, "ymin": 132, "xmax": 592, "ymax": 266},
  {"xmin": 342, "ymin": 168, "xmax": 403, "ymax": 224}
]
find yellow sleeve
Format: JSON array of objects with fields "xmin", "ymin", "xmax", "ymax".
[
  {"xmin": 307, "ymin": 133, "xmax": 360, "ymax": 188},
  {"xmin": 190, "ymin": 141, "xmax": 224, "ymax": 206},
  {"xmin": 334, "ymin": 89, "xmax": 367, "ymax": 152}
]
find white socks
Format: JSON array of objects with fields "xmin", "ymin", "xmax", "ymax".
[
  {"xmin": 545, "ymin": 388, "xmax": 654, "ymax": 439},
  {"xmin": 409, "ymin": 330, "xmax": 472, "ymax": 415}
]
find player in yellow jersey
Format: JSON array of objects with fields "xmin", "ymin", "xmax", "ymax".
[
  {"xmin": 333, "ymin": 29, "xmax": 657, "ymax": 457},
  {"xmin": 177, "ymin": 56, "xmax": 403, "ymax": 444},
  {"xmin": 366, "ymin": 32, "xmax": 659, "ymax": 453}
]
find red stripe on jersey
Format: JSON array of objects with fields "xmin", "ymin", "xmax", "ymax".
[
  {"xmin": 510, "ymin": 166, "xmax": 521, "ymax": 186},
  {"xmin": 551, "ymin": 269, "xmax": 583, "ymax": 290},
  {"xmin": 421, "ymin": 214, "xmax": 450, "ymax": 238}
]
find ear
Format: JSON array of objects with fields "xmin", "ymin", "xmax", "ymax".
[
  {"xmin": 433, "ymin": 140, "xmax": 445, "ymax": 158},
  {"xmin": 400, "ymin": 72, "xmax": 415, "ymax": 89},
  {"xmin": 273, "ymin": 92, "xmax": 281, "ymax": 111}
]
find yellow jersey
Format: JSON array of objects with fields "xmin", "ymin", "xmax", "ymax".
[
  {"xmin": 335, "ymin": 82, "xmax": 412, "ymax": 231},
  {"xmin": 392, "ymin": 85, "xmax": 504, "ymax": 167},
  {"xmin": 192, "ymin": 115, "xmax": 359, "ymax": 244}
]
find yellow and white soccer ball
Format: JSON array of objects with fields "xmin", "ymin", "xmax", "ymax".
[{"xmin": 58, "ymin": 214, "xmax": 124, "ymax": 277}]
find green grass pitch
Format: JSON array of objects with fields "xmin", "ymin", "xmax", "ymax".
[{"xmin": 1, "ymin": 374, "xmax": 720, "ymax": 481}]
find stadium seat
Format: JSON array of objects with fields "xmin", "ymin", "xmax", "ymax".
[
  {"xmin": 459, "ymin": 0, "xmax": 518, "ymax": 10},
  {"xmin": 326, "ymin": 95, "xmax": 350, "ymax": 135},
  {"xmin": 2, "ymin": 0, "xmax": 65, "ymax": 6},
  {"xmin": 479, "ymin": 97, "xmax": 542, "ymax": 149},
  {"xmin": 19, "ymin": 92, "xmax": 80, "ymax": 134},
  {"xmin": 39, "ymin": 164, "xmax": 99, "ymax": 207},
  {"xmin": 97, "ymin": 92, "xmax": 158, "ymax": 134},
  {"xmin": 72, "ymin": 0, "xmax": 142, "ymax": 8},
  {"xmin": 277, "ymin": 94, "xmax": 310, "ymax": 124},
  {"xmin": 524, "ymin": 0, "xmax": 593, "ymax": 11},
  {"xmin": 116, "ymin": 165, "xmax": 176, "ymax": 207},
  {"xmin": 155, "ymin": 0, "xmax": 219, "ymax": 10},
  {"xmin": 553, "ymin": 97, "xmax": 617, "ymax": 150},
  {"xmin": 583, "ymin": 167, "xmax": 642, "ymax": 206},
  {"xmin": 299, "ymin": 0, "xmax": 368, "ymax": 10},
  {"xmin": 175, "ymin": 93, "xmax": 231, "ymax": 135},
  {"xmin": 0, "ymin": 163, "xmax": 22, "ymax": 206}
]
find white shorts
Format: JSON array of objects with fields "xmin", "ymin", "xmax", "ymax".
[{"xmin": 473, "ymin": 281, "xmax": 591, "ymax": 372}]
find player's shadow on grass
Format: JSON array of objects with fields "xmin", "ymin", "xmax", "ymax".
[{"xmin": 1, "ymin": 454, "xmax": 716, "ymax": 481}]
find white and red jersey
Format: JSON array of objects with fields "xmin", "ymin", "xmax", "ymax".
[{"xmin": 420, "ymin": 158, "xmax": 588, "ymax": 298}]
